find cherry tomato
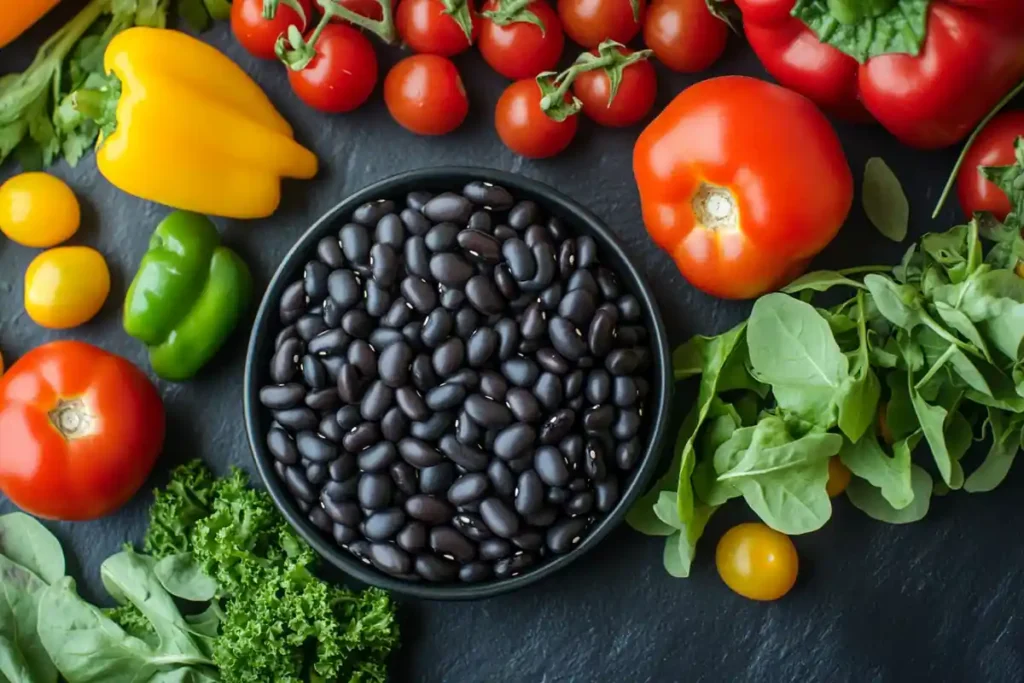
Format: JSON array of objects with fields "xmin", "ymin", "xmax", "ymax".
[
  {"xmin": 0, "ymin": 172, "xmax": 79, "ymax": 248},
  {"xmin": 385, "ymin": 54, "xmax": 469, "ymax": 135},
  {"xmin": 232, "ymin": 0, "xmax": 314, "ymax": 60},
  {"xmin": 573, "ymin": 51, "xmax": 656, "ymax": 127},
  {"xmin": 338, "ymin": 0, "xmax": 395, "ymax": 20},
  {"xmin": 496, "ymin": 79, "xmax": 578, "ymax": 158},
  {"xmin": 0, "ymin": 341, "xmax": 165, "ymax": 520},
  {"xmin": 287, "ymin": 24, "xmax": 378, "ymax": 113},
  {"xmin": 716, "ymin": 522, "xmax": 798, "ymax": 601},
  {"xmin": 557, "ymin": 0, "xmax": 644, "ymax": 48},
  {"xmin": 826, "ymin": 457, "xmax": 851, "ymax": 498},
  {"xmin": 878, "ymin": 402, "xmax": 894, "ymax": 445},
  {"xmin": 643, "ymin": 0, "xmax": 727, "ymax": 73},
  {"xmin": 479, "ymin": 0, "xmax": 565, "ymax": 80},
  {"xmin": 396, "ymin": 0, "xmax": 478, "ymax": 57},
  {"xmin": 24, "ymin": 247, "xmax": 110, "ymax": 330},
  {"xmin": 956, "ymin": 111, "xmax": 1024, "ymax": 221}
]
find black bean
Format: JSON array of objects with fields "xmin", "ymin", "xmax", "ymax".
[
  {"xmin": 425, "ymin": 221, "xmax": 461, "ymax": 252},
  {"xmin": 500, "ymin": 238, "xmax": 534, "ymax": 281},
  {"xmin": 267, "ymin": 428, "xmax": 299, "ymax": 464},
  {"xmin": 459, "ymin": 562, "xmax": 492, "ymax": 583},
  {"xmin": 520, "ymin": 243, "xmax": 556, "ymax": 292},
  {"xmin": 613, "ymin": 409, "xmax": 641, "ymax": 440},
  {"xmin": 369, "ymin": 543, "xmax": 412, "ymax": 575},
  {"xmin": 403, "ymin": 236, "xmax": 431, "ymax": 280},
  {"xmin": 523, "ymin": 224, "xmax": 549, "ymax": 248},
  {"xmin": 309, "ymin": 461, "xmax": 331, "ymax": 486},
  {"xmin": 585, "ymin": 369, "xmax": 612, "ymax": 404},
  {"xmin": 514, "ymin": 470, "xmax": 544, "ymax": 516},
  {"xmin": 381, "ymin": 297, "xmax": 411, "ymax": 329},
  {"xmin": 328, "ymin": 457, "xmax": 359, "ymax": 486},
  {"xmin": 401, "ymin": 277, "xmax": 438, "ymax": 314},
  {"xmin": 405, "ymin": 494, "xmax": 454, "ymax": 524},
  {"xmin": 512, "ymin": 529, "xmax": 544, "ymax": 551},
  {"xmin": 348, "ymin": 540, "xmax": 372, "ymax": 563},
  {"xmin": 539, "ymin": 408, "xmax": 575, "ymax": 444},
  {"xmin": 322, "ymin": 298, "xmax": 343, "ymax": 327},
  {"xmin": 616, "ymin": 293, "xmax": 642, "ymax": 321},
  {"xmin": 490, "ymin": 265, "xmax": 518, "ymax": 302},
  {"xmin": 557, "ymin": 239, "xmax": 575, "ymax": 279},
  {"xmin": 567, "ymin": 269, "xmax": 599, "ymax": 296},
  {"xmin": 518, "ymin": 303, "xmax": 545, "ymax": 342},
  {"xmin": 366, "ymin": 243, "xmax": 398, "ymax": 288},
  {"xmin": 566, "ymin": 491, "xmax": 594, "ymax": 517},
  {"xmin": 397, "ymin": 521, "xmax": 428, "ymax": 552},
  {"xmin": 588, "ymin": 306, "xmax": 617, "ymax": 357},
  {"xmin": 595, "ymin": 478, "xmax": 620, "ymax": 512},
  {"xmin": 318, "ymin": 412, "xmax": 345, "ymax": 442},
  {"xmin": 280, "ymin": 280, "xmax": 307, "ymax": 323},
  {"xmin": 359, "ymin": 473, "xmax": 393, "ymax": 509},
  {"xmin": 479, "ymin": 371, "xmax": 508, "ymax": 401},
  {"xmin": 397, "ymin": 437, "xmax": 444, "ymax": 468},
  {"xmin": 337, "ymin": 405, "xmax": 363, "ymax": 435},
  {"xmin": 616, "ymin": 437, "xmax": 641, "ymax": 470},
  {"xmin": 559, "ymin": 289, "xmax": 597, "ymax": 329},
  {"xmin": 271, "ymin": 338, "xmax": 302, "ymax": 383},
  {"xmin": 533, "ymin": 372, "xmax": 563, "ymax": 411},
  {"xmin": 401, "ymin": 205, "xmax": 432, "ymax": 234},
  {"xmin": 305, "ymin": 388, "xmax": 339, "ymax": 412},
  {"xmin": 479, "ymin": 497, "xmax": 520, "ymax": 538},
  {"xmin": 375, "ymin": 341, "xmax": 411, "ymax": 388},
  {"xmin": 459, "ymin": 394, "xmax": 509, "ymax": 428},
  {"xmin": 584, "ymin": 405, "xmax": 615, "ymax": 435},
  {"xmin": 391, "ymin": 461, "xmax": 418, "ymax": 496},
  {"xmin": 371, "ymin": 328, "xmax": 406, "ymax": 352},
  {"xmin": 478, "ymin": 538, "xmax": 511, "ymax": 560},
  {"xmin": 564, "ymin": 370, "xmax": 584, "ymax": 399},
  {"xmin": 533, "ymin": 348, "xmax": 567, "ymax": 374},
  {"xmin": 571, "ymin": 234, "xmax": 596, "ymax": 269},
  {"xmin": 494, "ymin": 552, "xmax": 535, "ymax": 578},
  {"xmin": 481, "ymin": 458, "xmax": 513, "ymax": 499},
  {"xmin": 347, "ymin": 340, "xmax": 379, "ymax": 377},
  {"xmin": 296, "ymin": 315, "xmax": 328, "ymax": 341},
  {"xmin": 275, "ymin": 325, "xmax": 297, "ymax": 350},
  {"xmin": 430, "ymin": 526, "xmax": 477, "ymax": 562},
  {"xmin": 518, "ymin": 338, "xmax": 541, "ymax": 355},
  {"xmin": 357, "ymin": 441, "xmax": 397, "ymax": 472},
  {"xmin": 393, "ymin": 386, "xmax": 428, "ymax": 421},
  {"xmin": 595, "ymin": 267, "xmax": 620, "ymax": 299},
  {"xmin": 508, "ymin": 200, "xmax": 539, "ymax": 229},
  {"xmin": 375, "ymin": 212, "xmax": 404, "ymax": 247},
  {"xmin": 274, "ymin": 407, "xmax": 318, "ymax": 431},
  {"xmin": 501, "ymin": 357, "xmax": 539, "ymax": 387},
  {"xmin": 336, "ymin": 364, "xmax": 365, "ymax": 404},
  {"xmin": 465, "ymin": 275, "xmax": 504, "ymax": 315},
  {"xmin": 505, "ymin": 387, "xmax": 541, "ymax": 422},
  {"xmin": 304, "ymin": 260, "xmax": 330, "ymax": 300},
  {"xmin": 308, "ymin": 328, "xmax": 349, "ymax": 356},
  {"xmin": 493, "ymin": 224, "xmax": 517, "ymax": 241},
  {"xmin": 506, "ymin": 453, "xmax": 532, "ymax": 474},
  {"xmin": 323, "ymin": 497, "xmax": 361, "ymax": 526},
  {"xmin": 468, "ymin": 210, "xmax": 492, "ymax": 232},
  {"xmin": 296, "ymin": 431, "xmax": 335, "ymax": 463},
  {"xmin": 413, "ymin": 311, "xmax": 450, "ymax": 351},
  {"xmin": 522, "ymin": 506, "xmax": 556, "ymax": 528},
  {"xmin": 547, "ymin": 517, "xmax": 587, "ymax": 554},
  {"xmin": 456, "ymin": 410, "xmax": 483, "ymax": 445},
  {"xmin": 549, "ymin": 317, "xmax": 587, "ymax": 361},
  {"xmin": 307, "ymin": 505, "xmax": 332, "ymax": 532},
  {"xmin": 451, "ymin": 512, "xmax": 490, "ymax": 541},
  {"xmin": 583, "ymin": 439, "xmax": 608, "ymax": 481},
  {"xmin": 534, "ymin": 446, "xmax": 570, "ymax": 486},
  {"xmin": 615, "ymin": 325, "xmax": 646, "ymax": 346},
  {"xmin": 448, "ymin": 473, "xmax": 489, "ymax": 506},
  {"xmin": 260, "ymin": 383, "xmax": 305, "ymax": 410},
  {"xmin": 547, "ymin": 486, "xmax": 569, "ymax": 505},
  {"xmin": 410, "ymin": 411, "xmax": 454, "ymax": 440},
  {"xmin": 462, "ymin": 328, "xmax": 497, "ymax": 368},
  {"xmin": 322, "ymin": 355, "xmax": 345, "ymax": 382},
  {"xmin": 432, "ymin": 338, "xmax": 465, "ymax": 377},
  {"xmin": 401, "ymin": 320, "xmax": 424, "ymax": 351},
  {"xmin": 420, "ymin": 462, "xmax": 456, "ymax": 495},
  {"xmin": 326, "ymin": 271, "xmax": 359, "ymax": 313},
  {"xmin": 430, "ymin": 252, "xmax": 474, "ymax": 287},
  {"xmin": 440, "ymin": 435, "xmax": 490, "ymax": 471},
  {"xmin": 332, "ymin": 523, "xmax": 358, "ymax": 545},
  {"xmin": 458, "ymin": 229, "xmax": 501, "ymax": 263},
  {"xmin": 440, "ymin": 287, "xmax": 465, "ymax": 311},
  {"xmin": 342, "ymin": 309, "xmax": 374, "ymax": 339},
  {"xmin": 463, "ymin": 181, "xmax": 513, "ymax": 209},
  {"xmin": 353, "ymin": 199, "xmax": 396, "ymax": 227},
  {"xmin": 360, "ymin": 380, "xmax": 393, "ymax": 421},
  {"xmin": 342, "ymin": 422, "xmax": 380, "ymax": 453},
  {"xmin": 539, "ymin": 282, "xmax": 563, "ymax": 311},
  {"xmin": 494, "ymin": 318, "xmax": 520, "ymax": 360},
  {"xmin": 284, "ymin": 466, "xmax": 316, "ymax": 502},
  {"xmin": 447, "ymin": 368, "xmax": 480, "ymax": 388},
  {"xmin": 493, "ymin": 423, "xmax": 536, "ymax": 460},
  {"xmin": 423, "ymin": 192, "xmax": 472, "ymax": 223},
  {"xmin": 301, "ymin": 355, "xmax": 327, "ymax": 389},
  {"xmin": 415, "ymin": 554, "xmax": 459, "ymax": 581},
  {"xmin": 605, "ymin": 348, "xmax": 640, "ymax": 375}
]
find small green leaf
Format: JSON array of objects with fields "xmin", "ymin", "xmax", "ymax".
[
  {"xmin": 863, "ymin": 157, "xmax": 909, "ymax": 242},
  {"xmin": 965, "ymin": 409, "xmax": 1022, "ymax": 492},
  {"xmin": 782, "ymin": 270, "xmax": 867, "ymax": 294},
  {"xmin": 846, "ymin": 465, "xmax": 932, "ymax": 524},
  {"xmin": 0, "ymin": 513, "xmax": 65, "ymax": 585},
  {"xmin": 153, "ymin": 554, "xmax": 218, "ymax": 602},
  {"xmin": 662, "ymin": 505, "xmax": 715, "ymax": 579},
  {"xmin": 839, "ymin": 431, "xmax": 916, "ymax": 509}
]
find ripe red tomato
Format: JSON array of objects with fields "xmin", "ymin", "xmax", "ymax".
[
  {"xmin": 396, "ymin": 0, "xmax": 478, "ymax": 56},
  {"xmin": 956, "ymin": 111, "xmax": 1024, "ymax": 221},
  {"xmin": 385, "ymin": 54, "xmax": 469, "ymax": 135},
  {"xmin": 643, "ymin": 0, "xmax": 727, "ymax": 73},
  {"xmin": 495, "ymin": 79, "xmax": 578, "ymax": 158},
  {"xmin": 231, "ymin": 0, "xmax": 314, "ymax": 60},
  {"xmin": 287, "ymin": 24, "xmax": 378, "ymax": 113},
  {"xmin": 557, "ymin": 0, "xmax": 644, "ymax": 48},
  {"xmin": 0, "ymin": 341, "xmax": 165, "ymax": 520},
  {"xmin": 573, "ymin": 50, "xmax": 656, "ymax": 127},
  {"xmin": 479, "ymin": 0, "xmax": 565, "ymax": 80},
  {"xmin": 337, "ymin": 0, "xmax": 395, "ymax": 19}
]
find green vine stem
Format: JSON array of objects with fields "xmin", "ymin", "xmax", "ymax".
[
  {"xmin": 441, "ymin": 0, "xmax": 475, "ymax": 45},
  {"xmin": 276, "ymin": 0, "xmax": 396, "ymax": 69},
  {"xmin": 932, "ymin": 78, "xmax": 1024, "ymax": 219},
  {"xmin": 538, "ymin": 40, "xmax": 653, "ymax": 121},
  {"xmin": 262, "ymin": 0, "xmax": 310, "ymax": 24},
  {"xmin": 481, "ymin": 0, "xmax": 544, "ymax": 32}
]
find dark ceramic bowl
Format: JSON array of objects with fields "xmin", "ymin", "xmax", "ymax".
[{"xmin": 244, "ymin": 167, "xmax": 672, "ymax": 600}]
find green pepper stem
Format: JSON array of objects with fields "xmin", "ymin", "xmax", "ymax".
[{"xmin": 69, "ymin": 75, "xmax": 122, "ymax": 138}]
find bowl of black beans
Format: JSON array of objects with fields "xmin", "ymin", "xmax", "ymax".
[{"xmin": 244, "ymin": 167, "xmax": 672, "ymax": 599}]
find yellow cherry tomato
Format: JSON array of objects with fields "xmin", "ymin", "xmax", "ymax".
[
  {"xmin": 0, "ymin": 172, "xmax": 81, "ymax": 248},
  {"xmin": 826, "ymin": 456, "xmax": 851, "ymax": 498},
  {"xmin": 24, "ymin": 247, "xmax": 110, "ymax": 329},
  {"xmin": 716, "ymin": 522, "xmax": 798, "ymax": 601}
]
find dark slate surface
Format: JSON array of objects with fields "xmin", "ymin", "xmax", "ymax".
[{"xmin": 2, "ymin": 4, "xmax": 1024, "ymax": 682}]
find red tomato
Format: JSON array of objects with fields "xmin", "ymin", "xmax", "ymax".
[
  {"xmin": 479, "ymin": 0, "xmax": 565, "ymax": 80},
  {"xmin": 557, "ymin": 0, "xmax": 644, "ymax": 48},
  {"xmin": 385, "ymin": 54, "xmax": 469, "ymax": 135},
  {"xmin": 496, "ymin": 79, "xmax": 578, "ymax": 158},
  {"xmin": 956, "ymin": 111, "xmax": 1024, "ymax": 221},
  {"xmin": 643, "ymin": 0, "xmax": 727, "ymax": 73},
  {"xmin": 231, "ymin": 0, "xmax": 314, "ymax": 60},
  {"xmin": 287, "ymin": 24, "xmax": 378, "ymax": 113},
  {"xmin": 0, "ymin": 341, "xmax": 165, "ymax": 521},
  {"xmin": 573, "ymin": 50, "xmax": 656, "ymax": 127},
  {"xmin": 396, "ymin": 0, "xmax": 478, "ymax": 56},
  {"xmin": 338, "ymin": 0, "xmax": 395, "ymax": 20}
]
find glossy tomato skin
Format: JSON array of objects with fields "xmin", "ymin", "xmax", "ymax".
[
  {"xmin": 397, "ymin": 0, "xmax": 478, "ymax": 57},
  {"xmin": 288, "ymin": 24, "xmax": 378, "ymax": 113},
  {"xmin": 232, "ymin": 0, "xmax": 314, "ymax": 60},
  {"xmin": 643, "ymin": 0, "xmax": 727, "ymax": 73},
  {"xmin": 337, "ymin": 0, "xmax": 395, "ymax": 20},
  {"xmin": 385, "ymin": 54, "xmax": 469, "ymax": 135},
  {"xmin": 479, "ymin": 0, "xmax": 565, "ymax": 80},
  {"xmin": 716, "ymin": 523, "xmax": 798, "ymax": 601},
  {"xmin": 956, "ymin": 111, "xmax": 1024, "ymax": 221},
  {"xmin": 0, "ymin": 341, "xmax": 165, "ymax": 520},
  {"xmin": 558, "ymin": 0, "xmax": 644, "ymax": 48},
  {"xmin": 573, "ymin": 51, "xmax": 656, "ymax": 127},
  {"xmin": 495, "ymin": 79, "xmax": 578, "ymax": 158},
  {"xmin": 633, "ymin": 75, "xmax": 852, "ymax": 299}
]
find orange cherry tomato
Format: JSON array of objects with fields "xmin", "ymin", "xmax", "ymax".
[
  {"xmin": 716, "ymin": 522, "xmax": 798, "ymax": 601},
  {"xmin": 956, "ymin": 111, "xmax": 1024, "ymax": 222},
  {"xmin": 0, "ymin": 341, "xmax": 165, "ymax": 520},
  {"xmin": 558, "ymin": 0, "xmax": 644, "ymax": 48},
  {"xmin": 633, "ymin": 76, "xmax": 853, "ymax": 299},
  {"xmin": 826, "ymin": 456, "xmax": 851, "ymax": 498},
  {"xmin": 385, "ymin": 54, "xmax": 469, "ymax": 135},
  {"xmin": 495, "ymin": 79, "xmax": 579, "ymax": 158},
  {"xmin": 643, "ymin": 0, "xmax": 727, "ymax": 73}
]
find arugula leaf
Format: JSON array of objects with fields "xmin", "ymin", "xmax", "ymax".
[
  {"xmin": 836, "ymin": 292, "xmax": 882, "ymax": 442},
  {"xmin": 864, "ymin": 274, "xmax": 926, "ymax": 330},
  {"xmin": 965, "ymin": 409, "xmax": 1022, "ymax": 492},
  {"xmin": 839, "ymin": 431, "xmax": 916, "ymax": 509},
  {"xmin": 661, "ymin": 499, "xmax": 716, "ymax": 579},
  {"xmin": 846, "ymin": 465, "xmax": 933, "ymax": 524},
  {"xmin": 908, "ymin": 370, "xmax": 964, "ymax": 489}
]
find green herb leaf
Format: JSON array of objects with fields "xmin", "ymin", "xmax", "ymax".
[
  {"xmin": 153, "ymin": 554, "xmax": 218, "ymax": 602},
  {"xmin": 965, "ymin": 409, "xmax": 1022, "ymax": 492},
  {"xmin": 0, "ymin": 513, "xmax": 65, "ymax": 584},
  {"xmin": 662, "ymin": 504, "xmax": 715, "ymax": 579},
  {"xmin": 782, "ymin": 270, "xmax": 867, "ymax": 294},
  {"xmin": 790, "ymin": 0, "xmax": 930, "ymax": 63},
  {"xmin": 839, "ymin": 430, "xmax": 916, "ymax": 509},
  {"xmin": 846, "ymin": 464, "xmax": 933, "ymax": 524},
  {"xmin": 864, "ymin": 274, "xmax": 925, "ymax": 330},
  {"xmin": 863, "ymin": 157, "xmax": 909, "ymax": 242},
  {"xmin": 907, "ymin": 371, "xmax": 964, "ymax": 489},
  {"xmin": 177, "ymin": 0, "xmax": 214, "ymax": 30}
]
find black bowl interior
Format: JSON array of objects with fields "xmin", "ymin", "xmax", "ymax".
[{"xmin": 244, "ymin": 167, "xmax": 673, "ymax": 600}]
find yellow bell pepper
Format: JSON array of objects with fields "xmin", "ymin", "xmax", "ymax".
[{"xmin": 73, "ymin": 27, "xmax": 318, "ymax": 219}]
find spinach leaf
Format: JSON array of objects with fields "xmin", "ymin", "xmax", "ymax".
[
  {"xmin": 863, "ymin": 157, "xmax": 909, "ymax": 242},
  {"xmin": 839, "ymin": 430, "xmax": 915, "ymax": 510},
  {"xmin": 846, "ymin": 465, "xmax": 933, "ymax": 524},
  {"xmin": 0, "ymin": 555, "xmax": 58, "ymax": 683},
  {"xmin": 153, "ymin": 554, "xmax": 218, "ymax": 603},
  {"xmin": 661, "ymin": 500, "xmax": 715, "ymax": 579},
  {"xmin": 0, "ymin": 513, "xmax": 65, "ymax": 584},
  {"xmin": 965, "ymin": 409, "xmax": 1022, "ymax": 492}
]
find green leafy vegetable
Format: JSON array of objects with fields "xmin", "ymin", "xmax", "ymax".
[
  {"xmin": 863, "ymin": 157, "xmax": 910, "ymax": 242},
  {"xmin": 847, "ymin": 465, "xmax": 933, "ymax": 523},
  {"xmin": 0, "ymin": 513, "xmax": 65, "ymax": 585}
]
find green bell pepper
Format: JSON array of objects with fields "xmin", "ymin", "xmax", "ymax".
[{"xmin": 124, "ymin": 211, "xmax": 252, "ymax": 381}]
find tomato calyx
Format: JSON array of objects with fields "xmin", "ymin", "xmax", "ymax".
[
  {"xmin": 48, "ymin": 398, "xmax": 95, "ymax": 440},
  {"xmin": 692, "ymin": 183, "xmax": 739, "ymax": 233},
  {"xmin": 439, "ymin": 0, "xmax": 476, "ymax": 45},
  {"xmin": 277, "ymin": 0, "xmax": 396, "ymax": 69},
  {"xmin": 538, "ymin": 40, "xmax": 652, "ymax": 121},
  {"xmin": 481, "ymin": 0, "xmax": 546, "ymax": 32}
]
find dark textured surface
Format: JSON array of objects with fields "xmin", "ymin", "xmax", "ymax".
[{"xmin": 2, "ymin": 5, "xmax": 1024, "ymax": 682}]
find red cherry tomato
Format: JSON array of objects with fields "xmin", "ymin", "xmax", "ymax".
[
  {"xmin": 0, "ymin": 341, "xmax": 165, "ymax": 521},
  {"xmin": 231, "ymin": 0, "xmax": 314, "ymax": 60},
  {"xmin": 385, "ymin": 54, "xmax": 469, "ymax": 135},
  {"xmin": 643, "ymin": 0, "xmax": 727, "ymax": 73},
  {"xmin": 495, "ymin": 79, "xmax": 578, "ymax": 158},
  {"xmin": 956, "ymin": 111, "xmax": 1024, "ymax": 221},
  {"xmin": 573, "ymin": 51, "xmax": 656, "ymax": 127},
  {"xmin": 287, "ymin": 23, "xmax": 378, "ymax": 113},
  {"xmin": 479, "ymin": 0, "xmax": 565, "ymax": 80},
  {"xmin": 337, "ymin": 0, "xmax": 395, "ymax": 20},
  {"xmin": 396, "ymin": 0, "xmax": 478, "ymax": 56},
  {"xmin": 557, "ymin": 0, "xmax": 644, "ymax": 48}
]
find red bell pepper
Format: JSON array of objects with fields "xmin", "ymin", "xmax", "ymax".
[{"xmin": 735, "ymin": 0, "xmax": 1024, "ymax": 149}]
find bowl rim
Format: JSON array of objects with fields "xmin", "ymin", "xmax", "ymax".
[{"xmin": 244, "ymin": 166, "xmax": 673, "ymax": 600}]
